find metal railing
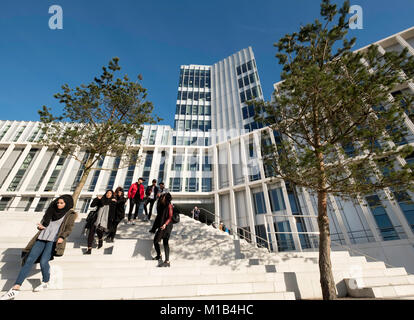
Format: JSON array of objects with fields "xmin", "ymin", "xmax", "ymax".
[{"xmin": 196, "ymin": 207, "xmax": 272, "ymax": 252}]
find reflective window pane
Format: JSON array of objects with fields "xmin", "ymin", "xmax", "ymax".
[{"xmin": 237, "ymin": 66, "xmax": 242, "ymax": 75}]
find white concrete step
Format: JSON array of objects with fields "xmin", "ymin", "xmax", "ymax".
[
  {"xmin": 0, "ymin": 250, "xmax": 367, "ymax": 268},
  {"xmin": 274, "ymin": 261, "xmax": 387, "ymax": 273},
  {"xmin": 0, "ymin": 257, "xmax": 265, "ymax": 268},
  {"xmin": 371, "ymin": 284, "xmax": 414, "ymax": 298},
  {"xmin": 349, "ymin": 274, "xmax": 414, "ymax": 287},
  {"xmin": 6, "ymin": 281, "xmax": 292, "ymax": 300},
  {"xmin": 0, "ymin": 273, "xmax": 287, "ymax": 292},
  {"xmin": 0, "ymin": 264, "xmax": 280, "ymax": 280},
  {"xmin": 397, "ymin": 296, "xmax": 414, "ymax": 300},
  {"xmin": 345, "ymin": 280, "xmax": 414, "ymax": 298},
  {"xmin": 282, "ymin": 268, "xmax": 411, "ymax": 299},
  {"xmin": 160, "ymin": 292, "xmax": 296, "ymax": 300}
]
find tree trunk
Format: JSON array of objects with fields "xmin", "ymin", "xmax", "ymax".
[
  {"xmin": 317, "ymin": 189, "xmax": 337, "ymax": 300},
  {"xmin": 72, "ymin": 156, "xmax": 94, "ymax": 209}
]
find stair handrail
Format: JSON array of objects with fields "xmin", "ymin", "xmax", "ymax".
[{"xmin": 197, "ymin": 207, "xmax": 273, "ymax": 252}]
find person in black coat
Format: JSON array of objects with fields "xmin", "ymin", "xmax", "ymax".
[
  {"xmin": 84, "ymin": 190, "xmax": 115, "ymax": 255},
  {"xmin": 149, "ymin": 192, "xmax": 166, "ymax": 234},
  {"xmin": 107, "ymin": 187, "xmax": 126, "ymax": 242},
  {"xmin": 152, "ymin": 193, "xmax": 174, "ymax": 267},
  {"xmin": 144, "ymin": 179, "xmax": 159, "ymax": 222}
]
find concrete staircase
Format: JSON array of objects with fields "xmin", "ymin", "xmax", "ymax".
[{"xmin": 0, "ymin": 211, "xmax": 413, "ymax": 300}]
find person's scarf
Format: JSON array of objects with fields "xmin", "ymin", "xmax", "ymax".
[
  {"xmin": 41, "ymin": 194, "xmax": 74, "ymax": 227},
  {"xmin": 101, "ymin": 190, "xmax": 114, "ymax": 206}
]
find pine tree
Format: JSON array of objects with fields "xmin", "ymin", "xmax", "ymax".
[
  {"xmin": 38, "ymin": 57, "xmax": 160, "ymax": 207},
  {"xmin": 253, "ymin": 0, "xmax": 414, "ymax": 299}
]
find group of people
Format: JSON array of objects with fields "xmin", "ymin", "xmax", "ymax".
[
  {"xmin": 0, "ymin": 178, "xmax": 176, "ymax": 300},
  {"xmin": 84, "ymin": 186, "xmax": 126, "ymax": 255},
  {"xmin": 211, "ymin": 221, "xmax": 231, "ymax": 235},
  {"xmin": 127, "ymin": 178, "xmax": 168, "ymax": 224},
  {"xmin": 128, "ymin": 178, "xmax": 174, "ymax": 267}
]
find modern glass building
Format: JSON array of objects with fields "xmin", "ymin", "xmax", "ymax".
[{"xmin": 1, "ymin": 27, "xmax": 414, "ymax": 272}]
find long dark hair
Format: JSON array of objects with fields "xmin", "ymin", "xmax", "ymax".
[
  {"xmin": 163, "ymin": 193, "xmax": 172, "ymax": 205},
  {"xmin": 114, "ymin": 186, "xmax": 125, "ymax": 199}
]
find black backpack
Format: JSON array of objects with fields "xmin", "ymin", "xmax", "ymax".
[{"xmin": 172, "ymin": 205, "xmax": 180, "ymax": 224}]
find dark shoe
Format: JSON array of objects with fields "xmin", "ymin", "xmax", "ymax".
[
  {"xmin": 149, "ymin": 229, "xmax": 155, "ymax": 234},
  {"xmin": 160, "ymin": 261, "xmax": 170, "ymax": 267},
  {"xmin": 152, "ymin": 255, "xmax": 162, "ymax": 261},
  {"xmin": 84, "ymin": 249, "xmax": 92, "ymax": 255},
  {"xmin": 98, "ymin": 240, "xmax": 103, "ymax": 249}
]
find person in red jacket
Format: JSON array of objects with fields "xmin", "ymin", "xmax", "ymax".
[{"xmin": 127, "ymin": 177, "xmax": 145, "ymax": 225}]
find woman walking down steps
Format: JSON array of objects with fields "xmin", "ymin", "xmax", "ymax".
[
  {"xmin": 84, "ymin": 190, "xmax": 116, "ymax": 255},
  {"xmin": 0, "ymin": 195, "xmax": 77, "ymax": 300},
  {"xmin": 152, "ymin": 193, "xmax": 174, "ymax": 268}
]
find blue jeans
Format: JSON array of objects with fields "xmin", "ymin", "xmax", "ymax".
[{"xmin": 15, "ymin": 240, "xmax": 54, "ymax": 286}]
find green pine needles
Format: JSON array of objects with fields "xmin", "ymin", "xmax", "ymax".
[{"xmin": 38, "ymin": 57, "xmax": 161, "ymax": 206}]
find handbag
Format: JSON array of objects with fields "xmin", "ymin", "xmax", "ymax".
[{"xmin": 85, "ymin": 209, "xmax": 98, "ymax": 230}]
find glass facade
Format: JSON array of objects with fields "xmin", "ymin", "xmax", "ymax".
[
  {"xmin": 185, "ymin": 177, "xmax": 199, "ymax": 192},
  {"xmin": 13, "ymin": 126, "xmax": 26, "ymax": 142},
  {"xmin": 202, "ymin": 177, "xmax": 212, "ymax": 192},
  {"xmin": 366, "ymin": 195, "xmax": 400, "ymax": 241},
  {"xmin": 123, "ymin": 152, "xmax": 138, "ymax": 190},
  {"xmin": 7, "ymin": 148, "xmax": 38, "ymax": 191},
  {"xmin": 169, "ymin": 177, "xmax": 182, "ymax": 192},
  {"xmin": 0, "ymin": 125, "xmax": 11, "ymax": 140},
  {"xmin": 44, "ymin": 156, "xmax": 66, "ymax": 192},
  {"xmin": 285, "ymin": 183, "xmax": 311, "ymax": 249},
  {"xmin": 88, "ymin": 157, "xmax": 105, "ymax": 192},
  {"xmin": 393, "ymin": 190, "xmax": 414, "ymax": 232},
  {"xmin": 33, "ymin": 151, "xmax": 57, "ymax": 191},
  {"xmin": 0, "ymin": 197, "xmax": 12, "ymax": 211},
  {"xmin": 158, "ymin": 151, "xmax": 166, "ymax": 184},
  {"xmin": 35, "ymin": 197, "xmax": 51, "ymax": 212},
  {"xmin": 106, "ymin": 157, "xmax": 121, "ymax": 190},
  {"xmin": 253, "ymin": 191, "xmax": 266, "ymax": 215},
  {"xmin": 179, "ymin": 68, "xmax": 211, "ymax": 89}
]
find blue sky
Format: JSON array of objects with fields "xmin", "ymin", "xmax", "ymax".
[{"xmin": 1, "ymin": 0, "xmax": 413, "ymax": 126}]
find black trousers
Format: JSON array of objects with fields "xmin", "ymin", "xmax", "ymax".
[
  {"xmin": 107, "ymin": 221, "xmax": 120, "ymax": 240},
  {"xmin": 144, "ymin": 198, "xmax": 156, "ymax": 220},
  {"xmin": 128, "ymin": 198, "xmax": 142, "ymax": 221},
  {"xmin": 154, "ymin": 237, "xmax": 170, "ymax": 261},
  {"xmin": 87, "ymin": 225, "xmax": 104, "ymax": 248}
]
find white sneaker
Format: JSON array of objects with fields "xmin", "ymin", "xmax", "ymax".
[
  {"xmin": 0, "ymin": 288, "xmax": 19, "ymax": 300},
  {"xmin": 33, "ymin": 282, "xmax": 50, "ymax": 292}
]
